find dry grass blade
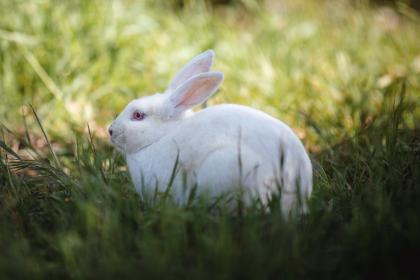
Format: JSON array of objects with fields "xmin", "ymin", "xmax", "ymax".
[
  {"xmin": 30, "ymin": 105, "xmax": 61, "ymax": 169},
  {"xmin": 0, "ymin": 29, "xmax": 38, "ymax": 45},
  {"xmin": 20, "ymin": 47, "xmax": 63, "ymax": 100}
]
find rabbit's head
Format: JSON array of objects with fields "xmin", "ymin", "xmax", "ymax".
[{"xmin": 109, "ymin": 50, "xmax": 223, "ymax": 154}]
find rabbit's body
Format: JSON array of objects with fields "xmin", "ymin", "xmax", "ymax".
[
  {"xmin": 126, "ymin": 104, "xmax": 312, "ymax": 212},
  {"xmin": 110, "ymin": 50, "xmax": 312, "ymax": 215}
]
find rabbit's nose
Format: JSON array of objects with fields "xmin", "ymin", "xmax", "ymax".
[{"xmin": 108, "ymin": 128, "xmax": 113, "ymax": 136}]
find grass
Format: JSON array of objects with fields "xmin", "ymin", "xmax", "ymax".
[{"xmin": 1, "ymin": 0, "xmax": 419, "ymax": 278}]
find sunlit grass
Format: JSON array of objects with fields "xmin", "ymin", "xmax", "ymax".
[
  {"xmin": 0, "ymin": 0, "xmax": 419, "ymax": 278},
  {"xmin": 1, "ymin": 1, "xmax": 419, "ymax": 144}
]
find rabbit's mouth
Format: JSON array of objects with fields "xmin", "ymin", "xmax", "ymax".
[{"xmin": 110, "ymin": 133, "xmax": 126, "ymax": 151}]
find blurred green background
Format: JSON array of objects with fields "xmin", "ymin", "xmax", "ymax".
[
  {"xmin": 1, "ymin": 0, "xmax": 419, "ymax": 148},
  {"xmin": 0, "ymin": 0, "xmax": 419, "ymax": 278}
]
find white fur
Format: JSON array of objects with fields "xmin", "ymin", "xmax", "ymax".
[{"xmin": 109, "ymin": 50, "xmax": 312, "ymax": 215}]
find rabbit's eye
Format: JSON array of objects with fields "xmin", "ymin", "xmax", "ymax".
[{"xmin": 132, "ymin": 111, "xmax": 146, "ymax": 121}]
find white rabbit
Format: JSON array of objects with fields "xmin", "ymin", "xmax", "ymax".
[{"xmin": 109, "ymin": 50, "xmax": 312, "ymax": 215}]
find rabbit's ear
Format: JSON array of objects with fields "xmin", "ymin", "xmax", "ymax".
[
  {"xmin": 169, "ymin": 72, "xmax": 223, "ymax": 114},
  {"xmin": 168, "ymin": 50, "xmax": 215, "ymax": 91}
]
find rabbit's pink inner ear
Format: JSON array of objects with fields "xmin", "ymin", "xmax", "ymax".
[
  {"xmin": 168, "ymin": 50, "xmax": 215, "ymax": 91},
  {"xmin": 174, "ymin": 79, "xmax": 212, "ymax": 108},
  {"xmin": 170, "ymin": 72, "xmax": 224, "ymax": 111}
]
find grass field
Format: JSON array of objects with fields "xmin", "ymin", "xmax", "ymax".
[{"xmin": 1, "ymin": 0, "xmax": 419, "ymax": 278}]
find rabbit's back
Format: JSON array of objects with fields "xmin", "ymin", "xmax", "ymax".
[{"xmin": 179, "ymin": 104, "xmax": 309, "ymax": 167}]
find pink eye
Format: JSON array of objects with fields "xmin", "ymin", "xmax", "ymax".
[{"xmin": 132, "ymin": 111, "xmax": 146, "ymax": 121}]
